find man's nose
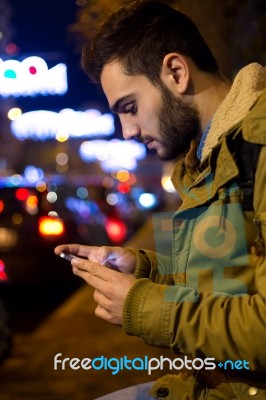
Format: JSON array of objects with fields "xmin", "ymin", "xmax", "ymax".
[{"xmin": 120, "ymin": 118, "xmax": 140, "ymax": 141}]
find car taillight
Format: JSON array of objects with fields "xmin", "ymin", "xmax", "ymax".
[
  {"xmin": 0, "ymin": 260, "xmax": 7, "ymax": 282},
  {"xmin": 38, "ymin": 216, "xmax": 65, "ymax": 236},
  {"xmin": 105, "ymin": 217, "xmax": 127, "ymax": 244}
]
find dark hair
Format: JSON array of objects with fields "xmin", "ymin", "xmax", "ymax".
[{"xmin": 82, "ymin": 0, "xmax": 219, "ymax": 84}]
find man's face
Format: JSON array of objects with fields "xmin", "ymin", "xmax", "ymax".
[
  {"xmin": 157, "ymin": 82, "xmax": 200, "ymax": 160},
  {"xmin": 101, "ymin": 61, "xmax": 200, "ymax": 161}
]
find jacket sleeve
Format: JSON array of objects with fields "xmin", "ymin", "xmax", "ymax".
[
  {"xmin": 126, "ymin": 247, "xmax": 174, "ymax": 285},
  {"xmin": 122, "ymin": 145, "xmax": 266, "ymax": 371}
]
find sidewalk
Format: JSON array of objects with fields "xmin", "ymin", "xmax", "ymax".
[{"xmin": 0, "ymin": 221, "xmax": 173, "ymax": 399}]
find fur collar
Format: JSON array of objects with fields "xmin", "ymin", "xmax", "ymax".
[{"xmin": 201, "ymin": 63, "xmax": 266, "ymax": 161}]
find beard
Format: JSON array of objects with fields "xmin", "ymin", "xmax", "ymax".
[{"xmin": 143, "ymin": 83, "xmax": 200, "ymax": 161}]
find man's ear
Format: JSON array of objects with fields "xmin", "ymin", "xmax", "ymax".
[{"xmin": 161, "ymin": 53, "xmax": 190, "ymax": 94}]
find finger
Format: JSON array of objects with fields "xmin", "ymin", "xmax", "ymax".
[
  {"xmin": 72, "ymin": 263, "xmax": 113, "ymax": 294},
  {"xmin": 54, "ymin": 244, "xmax": 93, "ymax": 259},
  {"xmin": 93, "ymin": 289, "xmax": 109, "ymax": 309},
  {"xmin": 95, "ymin": 305, "xmax": 121, "ymax": 325},
  {"xmin": 85, "ymin": 246, "xmax": 122, "ymax": 265},
  {"xmin": 54, "ymin": 244, "xmax": 80, "ymax": 256},
  {"xmin": 72, "ymin": 257, "xmax": 121, "ymax": 281},
  {"xmin": 66, "ymin": 245, "xmax": 125, "ymax": 266},
  {"xmin": 95, "ymin": 304, "xmax": 110, "ymax": 321}
]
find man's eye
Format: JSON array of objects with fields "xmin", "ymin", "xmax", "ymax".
[{"xmin": 124, "ymin": 104, "xmax": 137, "ymax": 115}]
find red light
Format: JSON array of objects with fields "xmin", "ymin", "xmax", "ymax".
[
  {"xmin": 5, "ymin": 43, "xmax": 19, "ymax": 55},
  {"xmin": 117, "ymin": 182, "xmax": 130, "ymax": 194},
  {"xmin": 0, "ymin": 200, "xmax": 4, "ymax": 213},
  {"xmin": 0, "ymin": 260, "xmax": 7, "ymax": 282},
  {"xmin": 15, "ymin": 188, "xmax": 29, "ymax": 201},
  {"xmin": 38, "ymin": 216, "xmax": 65, "ymax": 237},
  {"xmin": 105, "ymin": 218, "xmax": 127, "ymax": 244}
]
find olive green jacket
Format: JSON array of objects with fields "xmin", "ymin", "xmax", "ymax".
[{"xmin": 122, "ymin": 64, "xmax": 266, "ymax": 399}]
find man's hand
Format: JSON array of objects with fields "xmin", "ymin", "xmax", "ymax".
[
  {"xmin": 54, "ymin": 244, "xmax": 137, "ymax": 274},
  {"xmin": 73, "ymin": 256, "xmax": 136, "ymax": 325},
  {"xmin": 54, "ymin": 244, "xmax": 138, "ymax": 325}
]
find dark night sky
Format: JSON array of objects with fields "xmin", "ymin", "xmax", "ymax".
[
  {"xmin": 7, "ymin": 0, "xmax": 108, "ymax": 112},
  {"xmin": 9, "ymin": 0, "xmax": 77, "ymax": 53}
]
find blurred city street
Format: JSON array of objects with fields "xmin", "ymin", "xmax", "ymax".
[{"xmin": 0, "ymin": 223, "xmax": 173, "ymax": 400}]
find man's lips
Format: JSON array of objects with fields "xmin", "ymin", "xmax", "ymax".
[
  {"xmin": 138, "ymin": 137, "xmax": 157, "ymax": 150},
  {"xmin": 144, "ymin": 140, "xmax": 153, "ymax": 149}
]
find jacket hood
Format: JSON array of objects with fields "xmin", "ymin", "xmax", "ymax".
[{"xmin": 201, "ymin": 63, "xmax": 266, "ymax": 161}]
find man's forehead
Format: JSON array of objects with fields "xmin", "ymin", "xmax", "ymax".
[
  {"xmin": 101, "ymin": 61, "xmax": 156, "ymax": 101},
  {"xmin": 101, "ymin": 61, "xmax": 127, "ymax": 88},
  {"xmin": 101, "ymin": 61, "xmax": 141, "ymax": 107}
]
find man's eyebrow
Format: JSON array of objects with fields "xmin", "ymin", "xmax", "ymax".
[{"xmin": 110, "ymin": 95, "xmax": 133, "ymax": 113}]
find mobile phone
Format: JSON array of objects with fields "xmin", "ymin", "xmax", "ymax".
[{"xmin": 59, "ymin": 252, "xmax": 77, "ymax": 262}]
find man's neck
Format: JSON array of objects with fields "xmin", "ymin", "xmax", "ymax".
[
  {"xmin": 198, "ymin": 76, "xmax": 231, "ymax": 131},
  {"xmin": 185, "ymin": 64, "xmax": 232, "ymax": 133}
]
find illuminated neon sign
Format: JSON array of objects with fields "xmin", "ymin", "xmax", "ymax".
[
  {"xmin": 10, "ymin": 108, "xmax": 115, "ymax": 140},
  {"xmin": 79, "ymin": 139, "xmax": 146, "ymax": 171},
  {"xmin": 0, "ymin": 56, "xmax": 67, "ymax": 97}
]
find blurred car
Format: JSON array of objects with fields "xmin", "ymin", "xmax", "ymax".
[
  {"xmin": 0, "ymin": 178, "xmax": 139, "ymax": 286},
  {"xmin": 0, "ymin": 184, "xmax": 76, "ymax": 286},
  {"xmin": 0, "ymin": 183, "xmax": 73, "ymax": 359},
  {"xmin": 0, "ymin": 166, "xmax": 164, "ymax": 285},
  {"xmin": 0, "ymin": 180, "xmax": 91, "ymax": 351}
]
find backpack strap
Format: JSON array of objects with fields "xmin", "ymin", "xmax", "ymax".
[{"xmin": 237, "ymin": 140, "xmax": 262, "ymax": 211}]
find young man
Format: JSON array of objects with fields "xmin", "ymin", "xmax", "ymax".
[{"xmin": 55, "ymin": 1, "xmax": 266, "ymax": 398}]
